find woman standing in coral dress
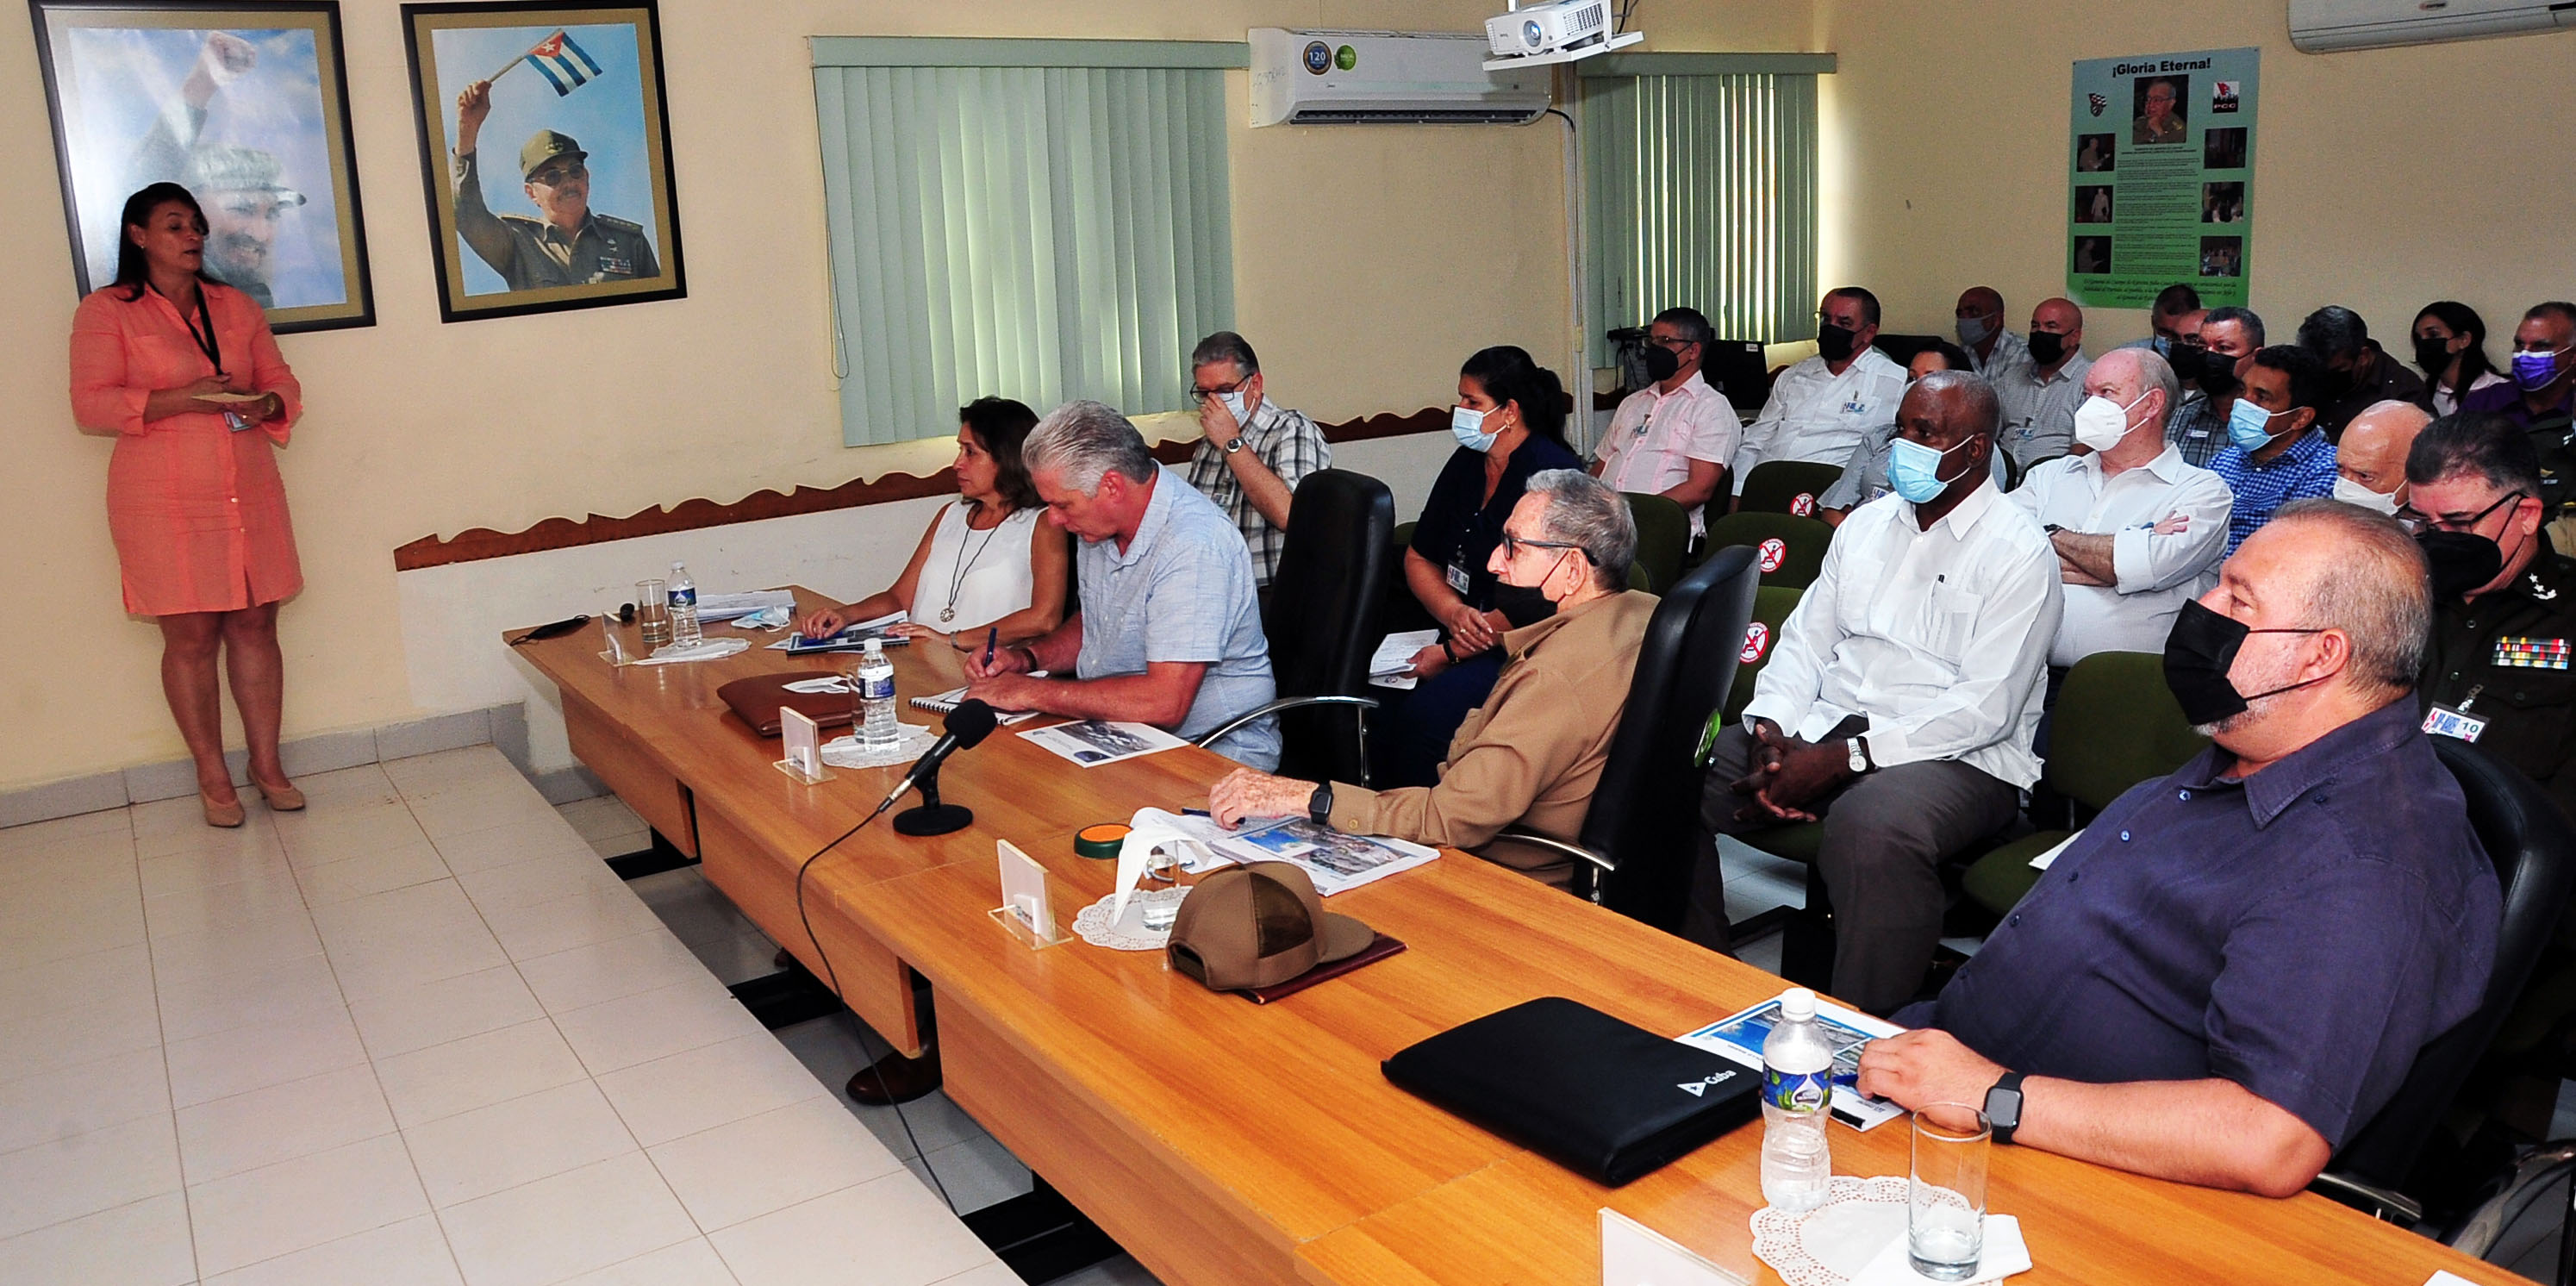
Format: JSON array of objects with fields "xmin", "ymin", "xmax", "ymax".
[{"xmin": 70, "ymin": 184, "xmax": 308, "ymax": 827}]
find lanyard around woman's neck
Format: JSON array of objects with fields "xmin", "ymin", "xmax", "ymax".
[{"xmin": 153, "ymin": 280, "xmax": 221, "ymax": 372}]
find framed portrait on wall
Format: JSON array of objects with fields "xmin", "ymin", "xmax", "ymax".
[
  {"xmin": 29, "ymin": 0, "xmax": 376, "ymax": 332},
  {"xmin": 401, "ymin": 0, "xmax": 684, "ymax": 322}
]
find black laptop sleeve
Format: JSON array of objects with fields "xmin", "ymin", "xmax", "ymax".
[{"xmin": 1382, "ymin": 996, "xmax": 1763, "ymax": 1187}]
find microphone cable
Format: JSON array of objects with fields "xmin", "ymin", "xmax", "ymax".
[{"xmin": 791, "ymin": 792, "xmax": 957, "ymax": 1214}]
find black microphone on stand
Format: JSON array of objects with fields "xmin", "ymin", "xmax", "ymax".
[{"xmin": 884, "ymin": 700, "xmax": 1001, "ymax": 836}]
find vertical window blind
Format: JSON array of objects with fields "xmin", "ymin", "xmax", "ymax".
[
  {"xmin": 1579, "ymin": 54, "xmax": 1832, "ymax": 365},
  {"xmin": 811, "ymin": 39, "xmax": 1243, "ymax": 447}
]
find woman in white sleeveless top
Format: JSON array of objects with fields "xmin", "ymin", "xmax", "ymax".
[{"xmin": 798, "ymin": 397, "xmax": 1069, "ymax": 646}]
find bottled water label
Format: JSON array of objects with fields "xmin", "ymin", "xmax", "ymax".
[
  {"xmin": 668, "ymin": 585, "xmax": 696, "ymax": 608},
  {"xmin": 1763, "ymin": 1067, "xmax": 1831, "ymax": 1115},
  {"xmin": 859, "ymin": 671, "xmax": 895, "ymax": 702}
]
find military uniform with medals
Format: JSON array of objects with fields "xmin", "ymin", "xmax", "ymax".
[
  {"xmin": 452, "ymin": 130, "xmax": 660, "ymax": 290},
  {"xmin": 2419, "ymin": 549, "xmax": 2576, "ymax": 824}
]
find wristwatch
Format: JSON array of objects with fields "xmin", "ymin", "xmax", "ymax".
[
  {"xmin": 1223, "ymin": 436, "xmax": 1245, "ymax": 454},
  {"xmin": 1986, "ymin": 1071, "xmax": 2027, "ymax": 1145},
  {"xmin": 1846, "ymin": 736, "xmax": 1872, "ymax": 775},
  {"xmin": 1307, "ymin": 783, "xmax": 1334, "ymax": 827}
]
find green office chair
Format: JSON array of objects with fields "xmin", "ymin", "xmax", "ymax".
[
  {"xmin": 1737, "ymin": 460, "xmax": 1844, "ymax": 517},
  {"xmin": 1622, "ymin": 493, "xmax": 1689, "ymax": 593},
  {"xmin": 1700, "ymin": 511, "xmax": 1833, "ymax": 590},
  {"xmin": 1957, "ymin": 652, "xmax": 2208, "ymax": 916},
  {"xmin": 1718, "ymin": 586, "xmax": 1804, "ymax": 727}
]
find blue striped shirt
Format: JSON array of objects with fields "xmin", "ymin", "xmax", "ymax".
[{"xmin": 2210, "ymin": 428, "xmax": 2337, "ymax": 556}]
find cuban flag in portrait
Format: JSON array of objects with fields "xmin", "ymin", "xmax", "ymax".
[{"xmin": 522, "ymin": 29, "xmax": 603, "ymax": 96}]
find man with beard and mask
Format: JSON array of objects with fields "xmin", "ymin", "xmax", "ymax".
[
  {"xmin": 2463, "ymin": 302, "xmax": 2576, "ymax": 434},
  {"xmin": 2408, "ymin": 413, "xmax": 2576, "ymax": 822},
  {"xmin": 1953, "ymin": 286, "xmax": 2030, "ymax": 379},
  {"xmin": 2211, "ymin": 345, "xmax": 2339, "ymax": 556},
  {"xmin": 1687, "ymin": 372, "xmax": 2061, "ymax": 1012},
  {"xmin": 2297, "ymin": 306, "xmax": 2429, "ymax": 440},
  {"xmin": 2332, "ymin": 400, "xmax": 2431, "ymax": 516},
  {"xmin": 1857, "ymin": 500, "xmax": 2497, "ymax": 1196},
  {"xmin": 1593, "ymin": 307, "xmax": 1739, "ymax": 536},
  {"xmin": 1731, "ymin": 288, "xmax": 1907, "ymax": 496},
  {"xmin": 1207, "ymin": 470, "xmax": 1656, "ymax": 888},
  {"xmin": 1996, "ymin": 297, "xmax": 2093, "ymax": 469},
  {"xmin": 2008, "ymin": 349, "xmax": 2231, "ymax": 688},
  {"xmin": 2167, "ymin": 306, "xmax": 2260, "ymax": 467}
]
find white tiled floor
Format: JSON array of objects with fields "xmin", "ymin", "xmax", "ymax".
[{"xmin": 0, "ymin": 748, "xmax": 1021, "ymax": 1286}]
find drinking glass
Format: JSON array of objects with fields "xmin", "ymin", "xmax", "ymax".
[
  {"xmin": 1908, "ymin": 1102, "xmax": 1990, "ymax": 1282},
  {"xmin": 602, "ymin": 606, "xmax": 629, "ymax": 665},
  {"xmin": 636, "ymin": 579, "xmax": 672, "ymax": 650}
]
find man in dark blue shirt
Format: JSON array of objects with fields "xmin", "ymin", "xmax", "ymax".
[{"xmin": 1861, "ymin": 500, "xmax": 2500, "ymax": 1195}]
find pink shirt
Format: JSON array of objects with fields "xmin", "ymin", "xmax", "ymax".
[
  {"xmin": 70, "ymin": 282, "xmax": 305, "ymax": 615},
  {"xmin": 1593, "ymin": 371, "xmax": 1740, "ymax": 532}
]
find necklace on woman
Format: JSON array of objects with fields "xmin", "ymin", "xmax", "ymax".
[{"xmin": 939, "ymin": 505, "xmax": 1006, "ymax": 624}]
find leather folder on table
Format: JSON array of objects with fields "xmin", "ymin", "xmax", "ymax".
[{"xmin": 1382, "ymin": 996, "xmax": 1762, "ymax": 1186}]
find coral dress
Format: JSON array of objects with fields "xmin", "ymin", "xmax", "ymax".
[{"xmin": 69, "ymin": 282, "xmax": 305, "ymax": 615}]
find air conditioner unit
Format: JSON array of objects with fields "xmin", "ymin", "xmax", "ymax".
[
  {"xmin": 1248, "ymin": 29, "xmax": 1550, "ymax": 127},
  {"xmin": 2288, "ymin": 0, "xmax": 2574, "ymax": 53}
]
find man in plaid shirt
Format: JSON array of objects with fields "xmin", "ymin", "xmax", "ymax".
[{"xmin": 1183, "ymin": 332, "xmax": 1329, "ymax": 592}]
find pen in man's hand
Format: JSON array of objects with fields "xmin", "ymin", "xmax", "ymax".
[{"xmin": 982, "ymin": 627, "xmax": 999, "ymax": 671}]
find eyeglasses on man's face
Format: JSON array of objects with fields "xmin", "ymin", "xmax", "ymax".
[
  {"xmin": 1498, "ymin": 528, "xmax": 1590, "ymax": 562},
  {"xmin": 2397, "ymin": 490, "xmax": 2523, "ymax": 535}
]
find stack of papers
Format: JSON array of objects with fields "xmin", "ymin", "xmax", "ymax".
[
  {"xmin": 1677, "ymin": 992, "xmax": 1907, "ymax": 1130},
  {"xmin": 1367, "ymin": 629, "xmax": 1442, "ymax": 690},
  {"xmin": 1020, "ymin": 720, "xmax": 1189, "ymax": 768},
  {"xmin": 766, "ymin": 610, "xmax": 908, "ymax": 651},
  {"xmin": 695, "ymin": 590, "xmax": 798, "ymax": 621}
]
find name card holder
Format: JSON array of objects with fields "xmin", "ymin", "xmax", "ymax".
[
  {"xmin": 1601, "ymin": 1209, "xmax": 1748, "ymax": 1286},
  {"xmin": 774, "ymin": 708, "xmax": 833, "ymax": 783},
  {"xmin": 991, "ymin": 840, "xmax": 1069, "ymax": 950}
]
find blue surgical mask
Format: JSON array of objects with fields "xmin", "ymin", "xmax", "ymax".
[
  {"xmin": 1451, "ymin": 404, "xmax": 1498, "ymax": 452},
  {"xmin": 1887, "ymin": 435, "xmax": 1970, "ymax": 504},
  {"xmin": 2513, "ymin": 349, "xmax": 2567, "ymax": 392},
  {"xmin": 1219, "ymin": 390, "xmax": 1250, "ymax": 423},
  {"xmin": 2227, "ymin": 396, "xmax": 2283, "ymax": 451}
]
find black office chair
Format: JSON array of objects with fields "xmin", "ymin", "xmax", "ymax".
[
  {"xmin": 2312, "ymin": 737, "xmax": 2576, "ymax": 1229},
  {"xmin": 1486, "ymin": 546, "xmax": 1763, "ymax": 927},
  {"xmin": 1193, "ymin": 470, "xmax": 1394, "ymax": 785}
]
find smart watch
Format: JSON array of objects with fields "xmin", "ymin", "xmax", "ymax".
[
  {"xmin": 1308, "ymin": 783, "xmax": 1334, "ymax": 827},
  {"xmin": 1986, "ymin": 1070, "xmax": 2027, "ymax": 1145}
]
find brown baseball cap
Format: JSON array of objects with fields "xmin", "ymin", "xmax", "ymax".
[{"xmin": 1166, "ymin": 863, "xmax": 1375, "ymax": 991}]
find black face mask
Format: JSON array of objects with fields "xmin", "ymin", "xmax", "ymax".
[
  {"xmin": 2316, "ymin": 365, "xmax": 2357, "ymax": 403},
  {"xmin": 2161, "ymin": 599, "xmax": 2326, "ymax": 727},
  {"xmin": 1493, "ymin": 581, "xmax": 1557, "ymax": 629},
  {"xmin": 2196, "ymin": 352, "xmax": 2240, "ymax": 396},
  {"xmin": 2027, "ymin": 332, "xmax": 2068, "ymax": 366},
  {"xmin": 2412, "ymin": 334, "xmax": 2456, "ymax": 376},
  {"xmin": 1815, "ymin": 323, "xmax": 1859, "ymax": 363},
  {"xmin": 2419, "ymin": 529, "xmax": 2508, "ymax": 602},
  {"xmin": 1643, "ymin": 345, "xmax": 1681, "ymax": 384}
]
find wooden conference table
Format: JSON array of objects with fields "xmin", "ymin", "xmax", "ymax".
[{"xmin": 513, "ymin": 591, "xmax": 2513, "ymax": 1286}]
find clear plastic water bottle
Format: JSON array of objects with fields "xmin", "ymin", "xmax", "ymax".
[
  {"xmin": 666, "ymin": 561, "xmax": 701, "ymax": 649},
  {"xmin": 1760, "ymin": 986, "xmax": 1835, "ymax": 1212},
  {"xmin": 855, "ymin": 639, "xmax": 898, "ymax": 747}
]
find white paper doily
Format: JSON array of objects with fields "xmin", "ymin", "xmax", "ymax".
[
  {"xmin": 1751, "ymin": 1175, "xmax": 1911, "ymax": 1286},
  {"xmin": 819, "ymin": 723, "xmax": 934, "ymax": 769},
  {"xmin": 1072, "ymin": 887, "xmax": 1191, "ymax": 950}
]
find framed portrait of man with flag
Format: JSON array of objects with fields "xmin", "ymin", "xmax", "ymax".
[{"xmin": 401, "ymin": 1, "xmax": 683, "ymax": 322}]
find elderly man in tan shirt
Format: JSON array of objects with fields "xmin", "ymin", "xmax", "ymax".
[{"xmin": 1211, "ymin": 469, "xmax": 1657, "ymax": 886}]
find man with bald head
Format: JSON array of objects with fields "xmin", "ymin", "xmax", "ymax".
[
  {"xmin": 1954, "ymin": 286, "xmax": 2030, "ymax": 379},
  {"xmin": 2332, "ymin": 401, "xmax": 2431, "ymax": 515},
  {"xmin": 1996, "ymin": 298, "xmax": 2093, "ymax": 469},
  {"xmin": 1863, "ymin": 501, "xmax": 2498, "ymax": 1195},
  {"xmin": 1690, "ymin": 371, "xmax": 2062, "ymax": 1011},
  {"xmin": 2011, "ymin": 348, "xmax": 2232, "ymax": 681}
]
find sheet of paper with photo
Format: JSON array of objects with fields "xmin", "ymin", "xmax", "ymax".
[
  {"xmin": 1207, "ymin": 817, "xmax": 1439, "ymax": 896},
  {"xmin": 1019, "ymin": 719, "xmax": 1190, "ymax": 768},
  {"xmin": 1677, "ymin": 991, "xmax": 1907, "ymax": 1130}
]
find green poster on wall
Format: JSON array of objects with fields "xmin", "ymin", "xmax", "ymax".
[{"xmin": 2067, "ymin": 46, "xmax": 2258, "ymax": 309}]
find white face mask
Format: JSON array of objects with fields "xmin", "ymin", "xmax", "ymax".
[
  {"xmin": 2332, "ymin": 474, "xmax": 2401, "ymax": 515},
  {"xmin": 1218, "ymin": 390, "xmax": 1250, "ymax": 423},
  {"xmin": 2071, "ymin": 390, "xmax": 2148, "ymax": 453}
]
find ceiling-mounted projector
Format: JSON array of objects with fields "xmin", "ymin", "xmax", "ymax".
[{"xmin": 1482, "ymin": 0, "xmax": 1644, "ymax": 71}]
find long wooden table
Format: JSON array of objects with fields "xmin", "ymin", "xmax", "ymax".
[{"xmin": 514, "ymin": 593, "xmax": 2521, "ymax": 1286}]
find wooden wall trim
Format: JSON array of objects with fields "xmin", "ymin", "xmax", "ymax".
[{"xmin": 392, "ymin": 407, "xmax": 1448, "ymax": 572}]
